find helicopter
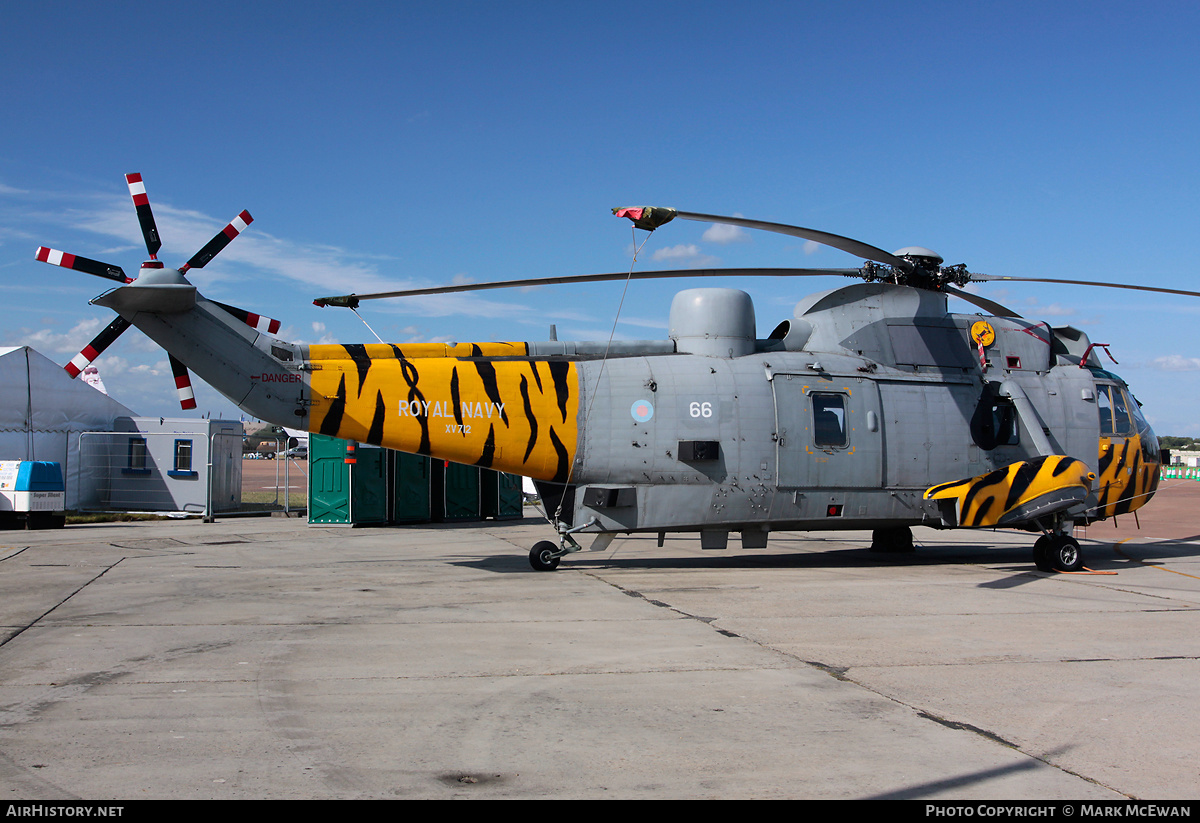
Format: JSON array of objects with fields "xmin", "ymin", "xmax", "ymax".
[{"xmin": 36, "ymin": 175, "xmax": 1188, "ymax": 573}]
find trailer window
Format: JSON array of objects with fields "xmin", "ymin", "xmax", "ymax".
[
  {"xmin": 174, "ymin": 439, "xmax": 193, "ymax": 472},
  {"xmin": 128, "ymin": 437, "xmax": 147, "ymax": 471}
]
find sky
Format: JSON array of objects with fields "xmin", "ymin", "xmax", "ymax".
[{"xmin": 2, "ymin": 0, "xmax": 1200, "ymax": 434}]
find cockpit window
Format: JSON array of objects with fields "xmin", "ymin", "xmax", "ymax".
[
  {"xmin": 1128, "ymin": 391, "xmax": 1150, "ymax": 431},
  {"xmin": 1098, "ymin": 385, "xmax": 1114, "ymax": 436},
  {"xmin": 1110, "ymin": 387, "xmax": 1134, "ymax": 435},
  {"xmin": 1097, "ymin": 384, "xmax": 1135, "ymax": 437}
]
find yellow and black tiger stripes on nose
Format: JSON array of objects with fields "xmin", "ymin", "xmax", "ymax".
[
  {"xmin": 925, "ymin": 455, "xmax": 1094, "ymax": 528},
  {"xmin": 1096, "ymin": 434, "xmax": 1157, "ymax": 518}
]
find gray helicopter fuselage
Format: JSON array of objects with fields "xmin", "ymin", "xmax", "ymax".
[{"xmin": 551, "ymin": 282, "xmax": 1147, "ymax": 546}]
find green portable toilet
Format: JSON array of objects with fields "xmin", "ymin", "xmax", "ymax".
[
  {"xmin": 308, "ymin": 435, "xmax": 387, "ymax": 525},
  {"xmin": 432, "ymin": 460, "xmax": 480, "ymax": 522},
  {"xmin": 391, "ymin": 451, "xmax": 432, "ymax": 523},
  {"xmin": 481, "ymin": 470, "xmax": 523, "ymax": 520}
]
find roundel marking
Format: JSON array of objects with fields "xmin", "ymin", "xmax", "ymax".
[{"xmin": 631, "ymin": 399, "xmax": 654, "ymax": 422}]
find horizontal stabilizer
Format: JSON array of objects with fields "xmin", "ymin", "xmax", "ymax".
[
  {"xmin": 924, "ymin": 456, "xmax": 1094, "ymax": 528},
  {"xmin": 92, "ymin": 282, "xmax": 197, "ymax": 314}
]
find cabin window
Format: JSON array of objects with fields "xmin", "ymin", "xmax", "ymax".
[
  {"xmin": 970, "ymin": 386, "xmax": 1020, "ymax": 450},
  {"xmin": 972, "ymin": 399, "xmax": 1019, "ymax": 450},
  {"xmin": 811, "ymin": 393, "xmax": 847, "ymax": 448}
]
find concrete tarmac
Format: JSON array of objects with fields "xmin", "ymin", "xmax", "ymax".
[{"xmin": 2, "ymin": 483, "xmax": 1200, "ymax": 799}]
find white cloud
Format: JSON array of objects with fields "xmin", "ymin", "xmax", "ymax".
[
  {"xmin": 20, "ymin": 317, "xmax": 103, "ymax": 354},
  {"xmin": 650, "ymin": 244, "xmax": 720, "ymax": 268},
  {"xmin": 1034, "ymin": 303, "xmax": 1076, "ymax": 317},
  {"xmin": 701, "ymin": 223, "xmax": 749, "ymax": 245},
  {"xmin": 1151, "ymin": 354, "xmax": 1200, "ymax": 371}
]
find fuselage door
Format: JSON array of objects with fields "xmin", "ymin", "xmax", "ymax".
[{"xmin": 773, "ymin": 375, "xmax": 882, "ymax": 489}]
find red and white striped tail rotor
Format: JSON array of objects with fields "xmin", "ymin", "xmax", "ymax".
[
  {"xmin": 213, "ymin": 301, "xmax": 282, "ymax": 335},
  {"xmin": 64, "ymin": 317, "xmax": 132, "ymax": 378},
  {"xmin": 36, "ymin": 246, "xmax": 131, "ymax": 283},
  {"xmin": 125, "ymin": 172, "xmax": 162, "ymax": 259},
  {"xmin": 169, "ymin": 355, "xmax": 197, "ymax": 410},
  {"xmin": 38, "ymin": 173, "xmax": 261, "ymax": 414},
  {"xmin": 180, "ymin": 210, "xmax": 254, "ymax": 274}
]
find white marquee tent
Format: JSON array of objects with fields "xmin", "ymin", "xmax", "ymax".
[{"xmin": 0, "ymin": 346, "xmax": 137, "ymax": 510}]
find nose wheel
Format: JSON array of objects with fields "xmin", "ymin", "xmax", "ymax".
[{"xmin": 1033, "ymin": 533, "xmax": 1084, "ymax": 572}]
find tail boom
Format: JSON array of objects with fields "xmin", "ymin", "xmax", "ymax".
[{"xmin": 306, "ymin": 343, "xmax": 580, "ymax": 482}]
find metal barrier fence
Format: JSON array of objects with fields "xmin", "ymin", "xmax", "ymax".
[{"xmin": 242, "ymin": 436, "xmax": 306, "ymax": 515}]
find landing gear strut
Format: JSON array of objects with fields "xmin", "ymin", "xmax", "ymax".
[{"xmin": 527, "ymin": 518, "xmax": 596, "ymax": 571}]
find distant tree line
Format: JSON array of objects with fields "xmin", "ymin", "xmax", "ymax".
[{"xmin": 1159, "ymin": 436, "xmax": 1200, "ymax": 451}]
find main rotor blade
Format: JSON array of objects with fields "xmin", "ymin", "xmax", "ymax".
[
  {"xmin": 942, "ymin": 285, "xmax": 1022, "ymax": 318},
  {"xmin": 313, "ymin": 267, "xmax": 863, "ymax": 308},
  {"xmin": 125, "ymin": 173, "xmax": 162, "ymax": 258},
  {"xmin": 35, "ymin": 247, "xmax": 129, "ymax": 283},
  {"xmin": 180, "ymin": 210, "xmax": 253, "ymax": 273},
  {"xmin": 64, "ymin": 316, "xmax": 131, "ymax": 377},
  {"xmin": 675, "ymin": 212, "xmax": 910, "ymax": 270},
  {"xmin": 614, "ymin": 207, "xmax": 910, "ymax": 270},
  {"xmin": 969, "ymin": 273, "xmax": 1200, "ymax": 299}
]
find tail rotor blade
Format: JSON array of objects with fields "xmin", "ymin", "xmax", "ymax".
[
  {"xmin": 168, "ymin": 355, "xmax": 197, "ymax": 410},
  {"xmin": 125, "ymin": 173, "xmax": 162, "ymax": 258},
  {"xmin": 212, "ymin": 300, "xmax": 282, "ymax": 334},
  {"xmin": 180, "ymin": 210, "xmax": 253, "ymax": 273},
  {"xmin": 65, "ymin": 317, "xmax": 131, "ymax": 377},
  {"xmin": 35, "ymin": 247, "xmax": 129, "ymax": 283}
]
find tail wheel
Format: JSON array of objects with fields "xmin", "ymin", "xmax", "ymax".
[{"xmin": 529, "ymin": 541, "xmax": 561, "ymax": 572}]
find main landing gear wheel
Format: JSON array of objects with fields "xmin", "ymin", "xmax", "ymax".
[
  {"xmin": 870, "ymin": 526, "xmax": 914, "ymax": 553},
  {"xmin": 1033, "ymin": 534, "xmax": 1083, "ymax": 573},
  {"xmin": 1033, "ymin": 535, "xmax": 1054, "ymax": 572},
  {"xmin": 529, "ymin": 541, "xmax": 561, "ymax": 572}
]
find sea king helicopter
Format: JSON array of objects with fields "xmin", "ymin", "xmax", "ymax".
[{"xmin": 37, "ymin": 175, "xmax": 1189, "ymax": 572}]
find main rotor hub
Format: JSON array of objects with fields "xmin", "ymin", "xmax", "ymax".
[{"xmin": 892, "ymin": 246, "xmax": 944, "ymax": 269}]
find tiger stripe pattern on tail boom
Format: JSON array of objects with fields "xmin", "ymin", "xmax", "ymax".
[{"xmin": 306, "ymin": 342, "xmax": 579, "ymax": 482}]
